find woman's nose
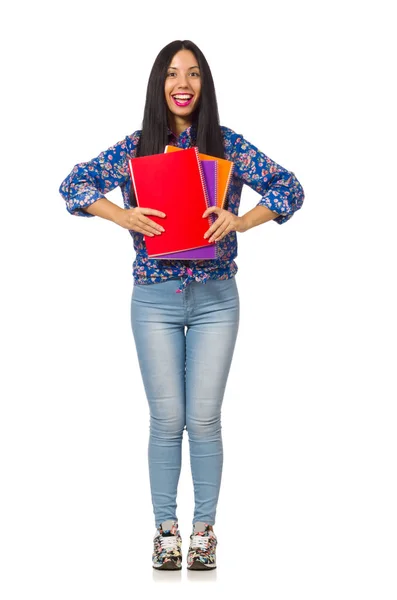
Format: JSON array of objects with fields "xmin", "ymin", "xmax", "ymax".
[{"xmin": 176, "ymin": 74, "xmax": 189, "ymax": 87}]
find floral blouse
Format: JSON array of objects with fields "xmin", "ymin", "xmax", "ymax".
[{"xmin": 59, "ymin": 124, "xmax": 304, "ymax": 294}]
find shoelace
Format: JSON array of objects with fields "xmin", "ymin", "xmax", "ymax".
[
  {"xmin": 159, "ymin": 535, "xmax": 179, "ymax": 551},
  {"xmin": 190, "ymin": 535, "xmax": 209, "ymax": 550}
]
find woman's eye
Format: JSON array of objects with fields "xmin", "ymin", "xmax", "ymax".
[{"xmin": 166, "ymin": 71, "xmax": 200, "ymax": 78}]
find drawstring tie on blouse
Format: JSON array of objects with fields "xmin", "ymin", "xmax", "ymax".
[{"xmin": 176, "ymin": 267, "xmax": 210, "ymax": 294}]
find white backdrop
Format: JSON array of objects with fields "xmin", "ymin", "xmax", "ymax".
[{"xmin": 1, "ymin": 0, "xmax": 396, "ymax": 598}]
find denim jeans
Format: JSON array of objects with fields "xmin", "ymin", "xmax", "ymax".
[{"xmin": 130, "ymin": 276, "xmax": 240, "ymax": 528}]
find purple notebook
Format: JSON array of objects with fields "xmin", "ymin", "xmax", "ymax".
[{"xmin": 155, "ymin": 160, "xmax": 218, "ymax": 260}]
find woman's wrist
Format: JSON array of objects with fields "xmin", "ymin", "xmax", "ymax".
[
  {"xmin": 83, "ymin": 197, "xmax": 125, "ymax": 225},
  {"xmin": 240, "ymin": 206, "xmax": 280, "ymax": 231}
]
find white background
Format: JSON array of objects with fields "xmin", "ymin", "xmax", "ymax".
[{"xmin": 1, "ymin": 0, "xmax": 396, "ymax": 598}]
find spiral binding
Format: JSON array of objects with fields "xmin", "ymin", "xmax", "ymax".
[
  {"xmin": 213, "ymin": 159, "xmax": 219, "ymax": 259},
  {"xmin": 213, "ymin": 159, "xmax": 219, "ymax": 212},
  {"xmin": 128, "ymin": 158, "xmax": 140, "ymax": 209},
  {"xmin": 193, "ymin": 146, "xmax": 217, "ymax": 257},
  {"xmin": 193, "ymin": 146, "xmax": 210, "ymax": 212},
  {"xmin": 221, "ymin": 161, "xmax": 234, "ymax": 210}
]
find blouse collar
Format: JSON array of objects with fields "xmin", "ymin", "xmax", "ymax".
[{"xmin": 167, "ymin": 123, "xmax": 197, "ymax": 144}]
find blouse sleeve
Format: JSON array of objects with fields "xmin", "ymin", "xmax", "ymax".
[
  {"xmin": 230, "ymin": 132, "xmax": 304, "ymax": 224},
  {"xmin": 59, "ymin": 135, "xmax": 132, "ymax": 217}
]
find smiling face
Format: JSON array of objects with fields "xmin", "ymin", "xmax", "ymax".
[{"xmin": 164, "ymin": 49, "xmax": 201, "ymax": 133}]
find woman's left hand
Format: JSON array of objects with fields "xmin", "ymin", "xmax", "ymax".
[{"xmin": 202, "ymin": 207, "xmax": 247, "ymax": 243}]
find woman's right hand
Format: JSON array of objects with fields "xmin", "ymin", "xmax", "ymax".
[{"xmin": 115, "ymin": 207, "xmax": 166, "ymax": 236}]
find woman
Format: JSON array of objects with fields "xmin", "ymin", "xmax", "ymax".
[{"xmin": 59, "ymin": 40, "xmax": 304, "ymax": 571}]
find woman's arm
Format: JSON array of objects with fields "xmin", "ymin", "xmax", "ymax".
[
  {"xmin": 59, "ymin": 134, "xmax": 135, "ymax": 217},
  {"xmin": 81, "ymin": 197, "xmax": 125, "ymax": 224},
  {"xmin": 240, "ymin": 204, "xmax": 280, "ymax": 232},
  {"xmin": 230, "ymin": 132, "xmax": 304, "ymax": 225}
]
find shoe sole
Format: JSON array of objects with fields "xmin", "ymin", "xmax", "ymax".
[{"xmin": 187, "ymin": 559, "xmax": 216, "ymax": 570}]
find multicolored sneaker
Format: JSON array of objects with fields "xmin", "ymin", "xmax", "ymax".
[
  {"xmin": 187, "ymin": 522, "xmax": 217, "ymax": 570},
  {"xmin": 152, "ymin": 519, "xmax": 182, "ymax": 570}
]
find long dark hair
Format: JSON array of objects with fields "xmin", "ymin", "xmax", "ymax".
[{"xmin": 136, "ymin": 40, "xmax": 225, "ymax": 159}]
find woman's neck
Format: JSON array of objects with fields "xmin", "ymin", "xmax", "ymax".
[{"xmin": 168, "ymin": 115, "xmax": 192, "ymax": 138}]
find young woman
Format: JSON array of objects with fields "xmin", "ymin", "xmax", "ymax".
[{"xmin": 59, "ymin": 40, "xmax": 304, "ymax": 571}]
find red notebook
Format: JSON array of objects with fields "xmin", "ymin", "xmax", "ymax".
[{"xmin": 128, "ymin": 147, "xmax": 211, "ymax": 257}]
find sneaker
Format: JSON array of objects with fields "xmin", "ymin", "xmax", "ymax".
[
  {"xmin": 152, "ymin": 519, "xmax": 182, "ymax": 570},
  {"xmin": 187, "ymin": 522, "xmax": 217, "ymax": 570}
]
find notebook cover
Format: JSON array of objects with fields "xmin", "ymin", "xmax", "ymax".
[
  {"xmin": 128, "ymin": 147, "xmax": 211, "ymax": 257},
  {"xmin": 158, "ymin": 160, "xmax": 218, "ymax": 260},
  {"xmin": 165, "ymin": 145, "xmax": 234, "ymax": 209}
]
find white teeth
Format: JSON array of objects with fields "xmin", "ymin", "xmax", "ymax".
[{"xmin": 173, "ymin": 95, "xmax": 192, "ymax": 100}]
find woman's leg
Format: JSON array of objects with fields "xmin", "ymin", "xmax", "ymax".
[
  {"xmin": 185, "ymin": 277, "xmax": 240, "ymax": 525},
  {"xmin": 130, "ymin": 279, "xmax": 186, "ymax": 528}
]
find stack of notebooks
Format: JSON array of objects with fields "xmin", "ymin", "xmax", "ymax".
[{"xmin": 128, "ymin": 146, "xmax": 234, "ymax": 260}]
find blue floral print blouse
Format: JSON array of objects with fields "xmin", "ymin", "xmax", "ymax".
[{"xmin": 59, "ymin": 124, "xmax": 304, "ymax": 294}]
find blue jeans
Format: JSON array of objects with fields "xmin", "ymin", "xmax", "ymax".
[{"xmin": 130, "ymin": 276, "xmax": 240, "ymax": 528}]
